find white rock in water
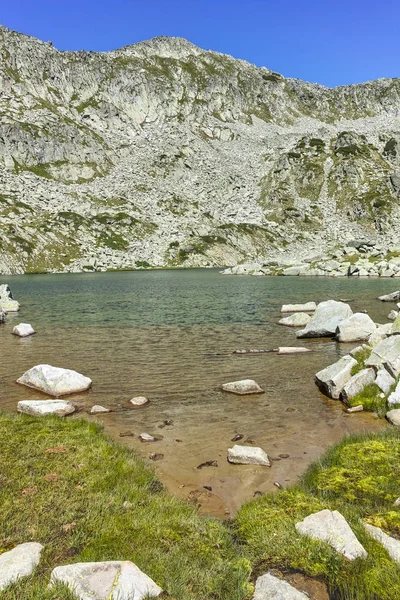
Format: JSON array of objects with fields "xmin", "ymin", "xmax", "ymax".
[
  {"xmin": 90, "ymin": 405, "xmax": 110, "ymax": 414},
  {"xmin": 336, "ymin": 313, "xmax": 376, "ymax": 343},
  {"xmin": 386, "ymin": 409, "xmax": 400, "ymax": 425},
  {"xmin": 50, "ymin": 561, "xmax": 162, "ymax": 600},
  {"xmin": 253, "ymin": 573, "xmax": 309, "ymax": 599},
  {"xmin": 0, "ymin": 308, "xmax": 6, "ymax": 323},
  {"xmin": 0, "ymin": 283, "xmax": 20, "ymax": 312},
  {"xmin": 277, "ymin": 347, "xmax": 311, "ymax": 355},
  {"xmin": 139, "ymin": 433, "xmax": 156, "ymax": 442},
  {"xmin": 0, "ymin": 542, "xmax": 43, "ymax": 590},
  {"xmin": 341, "ymin": 368, "xmax": 376, "ymax": 404},
  {"xmin": 296, "ymin": 300, "xmax": 353, "ymax": 338},
  {"xmin": 388, "ymin": 310, "xmax": 399, "ymax": 320},
  {"xmin": 280, "ymin": 302, "xmax": 316, "ymax": 313},
  {"xmin": 278, "ymin": 313, "xmax": 312, "ymax": 327},
  {"xmin": 346, "ymin": 405, "xmax": 364, "ymax": 413},
  {"xmin": 315, "ymin": 355, "xmax": 357, "ymax": 399},
  {"xmin": 17, "ymin": 364, "xmax": 92, "ymax": 397},
  {"xmin": 376, "ymin": 369, "xmax": 395, "ymax": 394},
  {"xmin": 130, "ymin": 396, "xmax": 149, "ymax": 406},
  {"xmin": 295, "ymin": 509, "xmax": 367, "ymax": 560},
  {"xmin": 227, "ymin": 444, "xmax": 270, "ymax": 466},
  {"xmin": 364, "ymin": 523, "xmax": 400, "ymax": 563},
  {"xmin": 378, "ymin": 291, "xmax": 400, "ymax": 302},
  {"xmin": 12, "ymin": 323, "xmax": 36, "ymax": 337},
  {"xmin": 18, "ymin": 400, "xmax": 76, "ymax": 417},
  {"xmin": 222, "ymin": 379, "xmax": 264, "ymax": 395}
]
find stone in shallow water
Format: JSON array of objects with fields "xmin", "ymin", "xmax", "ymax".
[
  {"xmin": 336, "ymin": 313, "xmax": 376, "ymax": 343},
  {"xmin": 277, "ymin": 347, "xmax": 311, "ymax": 355},
  {"xmin": 0, "ymin": 542, "xmax": 43, "ymax": 591},
  {"xmin": 296, "ymin": 300, "xmax": 353, "ymax": 338},
  {"xmin": 253, "ymin": 572, "xmax": 308, "ymax": 599},
  {"xmin": 278, "ymin": 312, "xmax": 312, "ymax": 327},
  {"xmin": 295, "ymin": 509, "xmax": 367, "ymax": 560},
  {"xmin": 90, "ymin": 405, "xmax": 110, "ymax": 414},
  {"xmin": 378, "ymin": 291, "xmax": 400, "ymax": 302},
  {"xmin": 139, "ymin": 433, "xmax": 156, "ymax": 442},
  {"xmin": 386, "ymin": 409, "xmax": 400, "ymax": 425},
  {"xmin": 0, "ymin": 308, "xmax": 6, "ymax": 323},
  {"xmin": 227, "ymin": 445, "xmax": 270, "ymax": 466},
  {"xmin": 364, "ymin": 523, "xmax": 400, "ymax": 563},
  {"xmin": 130, "ymin": 396, "xmax": 149, "ymax": 406},
  {"xmin": 17, "ymin": 364, "xmax": 92, "ymax": 397},
  {"xmin": 222, "ymin": 379, "xmax": 264, "ymax": 395},
  {"xmin": 18, "ymin": 400, "xmax": 76, "ymax": 417},
  {"xmin": 50, "ymin": 560, "xmax": 162, "ymax": 600},
  {"xmin": 315, "ymin": 355, "xmax": 357, "ymax": 400},
  {"xmin": 12, "ymin": 323, "xmax": 35, "ymax": 337},
  {"xmin": 280, "ymin": 302, "xmax": 316, "ymax": 313},
  {"xmin": 0, "ymin": 283, "xmax": 20, "ymax": 312}
]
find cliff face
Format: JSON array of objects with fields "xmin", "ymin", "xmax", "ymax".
[{"xmin": 0, "ymin": 25, "xmax": 400, "ymax": 274}]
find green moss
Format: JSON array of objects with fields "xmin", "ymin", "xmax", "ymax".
[
  {"xmin": 351, "ymin": 346, "xmax": 372, "ymax": 375},
  {"xmin": 347, "ymin": 383, "xmax": 387, "ymax": 414}
]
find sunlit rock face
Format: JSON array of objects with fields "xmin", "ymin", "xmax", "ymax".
[{"xmin": 1, "ymin": 25, "xmax": 400, "ymax": 275}]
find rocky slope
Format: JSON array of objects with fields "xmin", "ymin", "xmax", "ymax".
[{"xmin": 0, "ymin": 24, "xmax": 400, "ymax": 274}]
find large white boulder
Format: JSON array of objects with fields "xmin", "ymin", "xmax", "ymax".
[
  {"xmin": 0, "ymin": 542, "xmax": 43, "ymax": 591},
  {"xmin": 222, "ymin": 379, "xmax": 264, "ymax": 395},
  {"xmin": 12, "ymin": 323, "xmax": 36, "ymax": 338},
  {"xmin": 18, "ymin": 400, "xmax": 76, "ymax": 417},
  {"xmin": 365, "ymin": 336, "xmax": 400, "ymax": 373},
  {"xmin": 376, "ymin": 369, "xmax": 395, "ymax": 394},
  {"xmin": 341, "ymin": 368, "xmax": 376, "ymax": 404},
  {"xmin": 315, "ymin": 355, "xmax": 357, "ymax": 399},
  {"xmin": 295, "ymin": 509, "xmax": 367, "ymax": 560},
  {"xmin": 0, "ymin": 283, "xmax": 20, "ymax": 312},
  {"xmin": 50, "ymin": 561, "xmax": 162, "ymax": 600},
  {"xmin": 364, "ymin": 523, "xmax": 400, "ymax": 563},
  {"xmin": 336, "ymin": 313, "xmax": 376, "ymax": 343},
  {"xmin": 386, "ymin": 409, "xmax": 400, "ymax": 425},
  {"xmin": 281, "ymin": 302, "xmax": 316, "ymax": 313},
  {"xmin": 296, "ymin": 300, "xmax": 353, "ymax": 338},
  {"xmin": 378, "ymin": 291, "xmax": 400, "ymax": 302},
  {"xmin": 17, "ymin": 364, "xmax": 92, "ymax": 397},
  {"xmin": 227, "ymin": 445, "xmax": 270, "ymax": 466},
  {"xmin": 253, "ymin": 573, "xmax": 308, "ymax": 599},
  {"xmin": 388, "ymin": 382, "xmax": 400, "ymax": 406},
  {"xmin": 278, "ymin": 313, "xmax": 312, "ymax": 327}
]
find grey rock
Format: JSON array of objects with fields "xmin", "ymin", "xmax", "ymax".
[
  {"xmin": 17, "ymin": 364, "xmax": 92, "ymax": 396},
  {"xmin": 12, "ymin": 323, "xmax": 35, "ymax": 337},
  {"xmin": 295, "ymin": 509, "xmax": 367, "ymax": 560},
  {"xmin": 90, "ymin": 405, "xmax": 110, "ymax": 414},
  {"xmin": 227, "ymin": 444, "xmax": 270, "ymax": 466},
  {"xmin": 365, "ymin": 336, "xmax": 400, "ymax": 371},
  {"xmin": 278, "ymin": 313, "xmax": 312, "ymax": 327},
  {"xmin": 364, "ymin": 523, "xmax": 400, "ymax": 563},
  {"xmin": 315, "ymin": 355, "xmax": 357, "ymax": 399},
  {"xmin": 50, "ymin": 561, "xmax": 162, "ymax": 600},
  {"xmin": 18, "ymin": 399, "xmax": 76, "ymax": 417},
  {"xmin": 277, "ymin": 347, "xmax": 311, "ymax": 354},
  {"xmin": 346, "ymin": 405, "xmax": 364, "ymax": 413},
  {"xmin": 281, "ymin": 303, "xmax": 316, "ymax": 313},
  {"xmin": 0, "ymin": 308, "xmax": 6, "ymax": 323},
  {"xmin": 341, "ymin": 368, "xmax": 376, "ymax": 403},
  {"xmin": 130, "ymin": 396, "xmax": 149, "ymax": 406},
  {"xmin": 297, "ymin": 300, "xmax": 353, "ymax": 338},
  {"xmin": 253, "ymin": 573, "xmax": 309, "ymax": 599},
  {"xmin": 0, "ymin": 284, "xmax": 20, "ymax": 312},
  {"xmin": 388, "ymin": 310, "xmax": 399, "ymax": 320},
  {"xmin": 0, "ymin": 543, "xmax": 43, "ymax": 590},
  {"xmin": 376, "ymin": 368, "xmax": 395, "ymax": 394},
  {"xmin": 139, "ymin": 433, "xmax": 156, "ymax": 442},
  {"xmin": 336, "ymin": 313, "xmax": 376, "ymax": 343},
  {"xmin": 378, "ymin": 291, "xmax": 400, "ymax": 302},
  {"xmin": 222, "ymin": 379, "xmax": 264, "ymax": 395},
  {"xmin": 386, "ymin": 409, "xmax": 400, "ymax": 425},
  {"xmin": 388, "ymin": 381, "xmax": 400, "ymax": 406}
]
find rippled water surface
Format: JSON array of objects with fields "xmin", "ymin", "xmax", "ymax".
[{"xmin": 0, "ymin": 270, "xmax": 395, "ymax": 515}]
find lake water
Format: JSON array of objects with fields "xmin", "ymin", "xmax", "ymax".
[{"xmin": 0, "ymin": 269, "xmax": 394, "ymax": 516}]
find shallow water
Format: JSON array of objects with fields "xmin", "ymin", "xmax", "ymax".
[{"xmin": 0, "ymin": 270, "xmax": 394, "ymax": 516}]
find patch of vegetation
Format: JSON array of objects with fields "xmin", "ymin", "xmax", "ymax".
[
  {"xmin": 135, "ymin": 260, "xmax": 151, "ymax": 268},
  {"xmin": 235, "ymin": 428, "xmax": 400, "ymax": 600},
  {"xmin": 0, "ymin": 413, "xmax": 251, "ymax": 600},
  {"xmin": 351, "ymin": 346, "xmax": 372, "ymax": 375},
  {"xmin": 346, "ymin": 383, "xmax": 387, "ymax": 415}
]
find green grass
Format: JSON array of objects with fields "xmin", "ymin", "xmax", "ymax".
[
  {"xmin": 0, "ymin": 413, "xmax": 251, "ymax": 600},
  {"xmin": 235, "ymin": 428, "xmax": 400, "ymax": 600},
  {"xmin": 351, "ymin": 346, "xmax": 372, "ymax": 375},
  {"xmin": 346, "ymin": 383, "xmax": 387, "ymax": 415}
]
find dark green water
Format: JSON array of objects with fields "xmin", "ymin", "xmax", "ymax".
[{"xmin": 0, "ymin": 269, "xmax": 394, "ymax": 515}]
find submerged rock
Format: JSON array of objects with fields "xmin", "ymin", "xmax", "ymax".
[
  {"xmin": 0, "ymin": 283, "xmax": 20, "ymax": 312},
  {"xmin": 253, "ymin": 573, "xmax": 308, "ymax": 599},
  {"xmin": 278, "ymin": 312, "xmax": 312, "ymax": 327},
  {"xmin": 222, "ymin": 379, "xmax": 264, "ymax": 395},
  {"xmin": 139, "ymin": 433, "xmax": 156, "ymax": 442},
  {"xmin": 378, "ymin": 291, "xmax": 400, "ymax": 302},
  {"xmin": 17, "ymin": 364, "xmax": 92, "ymax": 397},
  {"xmin": 341, "ymin": 368, "xmax": 376, "ymax": 404},
  {"xmin": 130, "ymin": 396, "xmax": 149, "ymax": 406},
  {"xmin": 277, "ymin": 347, "xmax": 311, "ymax": 354},
  {"xmin": 295, "ymin": 509, "xmax": 367, "ymax": 560},
  {"xmin": 281, "ymin": 302, "xmax": 316, "ymax": 313},
  {"xmin": 18, "ymin": 400, "xmax": 76, "ymax": 417},
  {"xmin": 0, "ymin": 542, "xmax": 43, "ymax": 591},
  {"xmin": 12, "ymin": 323, "xmax": 36, "ymax": 337},
  {"xmin": 50, "ymin": 561, "xmax": 162, "ymax": 600},
  {"xmin": 296, "ymin": 300, "xmax": 352, "ymax": 338},
  {"xmin": 227, "ymin": 444, "xmax": 270, "ymax": 466},
  {"xmin": 315, "ymin": 355, "xmax": 357, "ymax": 399},
  {"xmin": 336, "ymin": 313, "xmax": 376, "ymax": 343},
  {"xmin": 364, "ymin": 523, "xmax": 400, "ymax": 563},
  {"xmin": 90, "ymin": 405, "xmax": 110, "ymax": 414}
]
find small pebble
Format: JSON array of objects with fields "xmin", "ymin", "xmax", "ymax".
[
  {"xmin": 274, "ymin": 481, "xmax": 283, "ymax": 489},
  {"xmin": 119, "ymin": 431, "xmax": 134, "ymax": 437},
  {"xmin": 346, "ymin": 405, "xmax": 364, "ymax": 413},
  {"xmin": 394, "ymin": 497, "xmax": 400, "ymax": 506},
  {"xmin": 231, "ymin": 434, "xmax": 244, "ymax": 442},
  {"xmin": 279, "ymin": 453, "xmax": 290, "ymax": 459},
  {"xmin": 253, "ymin": 490, "xmax": 263, "ymax": 497},
  {"xmin": 203, "ymin": 486, "xmax": 212, "ymax": 492},
  {"xmin": 139, "ymin": 433, "xmax": 156, "ymax": 443},
  {"xmin": 149, "ymin": 453, "xmax": 164, "ymax": 461},
  {"xmin": 130, "ymin": 396, "xmax": 149, "ymax": 406},
  {"xmin": 197, "ymin": 460, "xmax": 218, "ymax": 469}
]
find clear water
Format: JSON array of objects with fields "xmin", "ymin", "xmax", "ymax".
[{"xmin": 0, "ymin": 270, "xmax": 393, "ymax": 515}]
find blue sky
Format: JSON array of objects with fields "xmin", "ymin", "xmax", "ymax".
[{"xmin": 1, "ymin": 0, "xmax": 399, "ymax": 87}]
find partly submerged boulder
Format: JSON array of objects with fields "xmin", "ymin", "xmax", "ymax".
[
  {"xmin": 378, "ymin": 291, "xmax": 400, "ymax": 302},
  {"xmin": 18, "ymin": 400, "xmax": 76, "ymax": 417},
  {"xmin": 281, "ymin": 302, "xmax": 316, "ymax": 313},
  {"xmin": 222, "ymin": 379, "xmax": 264, "ymax": 395},
  {"xmin": 278, "ymin": 312, "xmax": 312, "ymax": 327},
  {"xmin": 336, "ymin": 313, "xmax": 376, "ymax": 343},
  {"xmin": 365, "ymin": 336, "xmax": 400, "ymax": 374},
  {"xmin": 341, "ymin": 368, "xmax": 376, "ymax": 404},
  {"xmin": 227, "ymin": 445, "xmax": 270, "ymax": 466},
  {"xmin": 0, "ymin": 543, "xmax": 43, "ymax": 591},
  {"xmin": 12, "ymin": 323, "xmax": 36, "ymax": 338},
  {"xmin": 0, "ymin": 284, "xmax": 20, "ymax": 312},
  {"xmin": 295, "ymin": 509, "xmax": 367, "ymax": 560},
  {"xmin": 253, "ymin": 573, "xmax": 308, "ymax": 599},
  {"xmin": 296, "ymin": 300, "xmax": 352, "ymax": 338},
  {"xmin": 17, "ymin": 364, "xmax": 92, "ymax": 397},
  {"xmin": 50, "ymin": 561, "xmax": 162, "ymax": 600},
  {"xmin": 90, "ymin": 405, "xmax": 110, "ymax": 414},
  {"xmin": 315, "ymin": 355, "xmax": 357, "ymax": 399}
]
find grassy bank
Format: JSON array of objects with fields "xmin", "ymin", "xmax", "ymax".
[{"xmin": 1, "ymin": 413, "xmax": 400, "ymax": 599}]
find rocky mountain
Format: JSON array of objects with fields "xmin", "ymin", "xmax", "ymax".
[{"xmin": 0, "ymin": 24, "xmax": 400, "ymax": 274}]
